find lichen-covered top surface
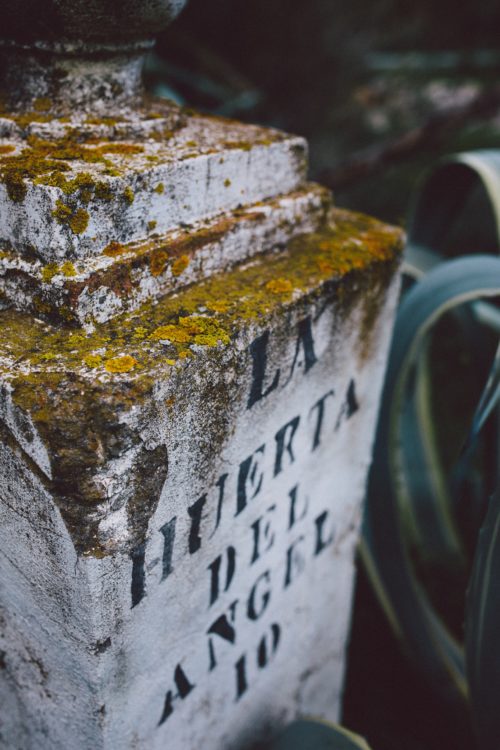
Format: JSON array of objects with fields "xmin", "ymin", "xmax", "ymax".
[
  {"xmin": 0, "ymin": 107, "xmax": 290, "ymax": 204},
  {"xmin": 0, "ymin": 208, "xmax": 403, "ymax": 393}
]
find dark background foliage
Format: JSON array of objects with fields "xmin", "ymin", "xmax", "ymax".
[{"xmin": 152, "ymin": 0, "xmax": 500, "ymax": 225}]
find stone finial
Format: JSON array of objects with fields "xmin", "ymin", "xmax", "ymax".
[{"xmin": 0, "ymin": 0, "xmax": 188, "ymax": 113}]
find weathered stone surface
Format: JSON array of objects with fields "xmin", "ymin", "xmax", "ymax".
[
  {"xmin": 0, "ymin": 206, "xmax": 403, "ymax": 749},
  {"xmin": 0, "ymin": 112, "xmax": 307, "ymax": 262},
  {"xmin": 0, "ymin": 183, "xmax": 330, "ymax": 325}
]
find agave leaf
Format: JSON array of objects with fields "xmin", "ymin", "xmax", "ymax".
[
  {"xmin": 363, "ymin": 255, "xmax": 500, "ymax": 702},
  {"xmin": 407, "ymin": 150, "xmax": 500, "ymax": 261},
  {"xmin": 465, "ymin": 482, "xmax": 500, "ymax": 748},
  {"xmin": 402, "ymin": 151, "xmax": 500, "ymax": 563},
  {"xmin": 464, "ymin": 341, "xmax": 500, "ymax": 451},
  {"xmin": 398, "ymin": 339, "xmax": 463, "ymax": 561},
  {"xmin": 268, "ymin": 719, "xmax": 372, "ymax": 750}
]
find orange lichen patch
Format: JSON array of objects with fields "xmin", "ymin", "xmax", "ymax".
[
  {"xmin": 171, "ymin": 254, "xmax": 190, "ymax": 277},
  {"xmin": 103, "ymin": 241, "xmax": 126, "ymax": 258},
  {"xmin": 150, "ymin": 249, "xmax": 169, "ymax": 277},
  {"xmin": 0, "ymin": 145, "xmax": 15, "ymax": 155},
  {"xmin": 104, "ymin": 355, "xmax": 138, "ymax": 373},
  {"xmin": 265, "ymin": 278, "xmax": 293, "ymax": 295},
  {"xmin": 317, "ymin": 258, "xmax": 334, "ymax": 274}
]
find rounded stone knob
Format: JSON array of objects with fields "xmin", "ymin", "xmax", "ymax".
[
  {"xmin": 0, "ymin": 0, "xmax": 189, "ymax": 114},
  {"xmin": 2, "ymin": 0, "xmax": 188, "ymax": 48}
]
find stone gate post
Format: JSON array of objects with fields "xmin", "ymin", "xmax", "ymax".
[{"xmin": 0, "ymin": 3, "xmax": 403, "ymax": 748}]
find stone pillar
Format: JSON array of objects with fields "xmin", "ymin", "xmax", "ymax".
[{"xmin": 0, "ymin": 4, "xmax": 403, "ymax": 749}]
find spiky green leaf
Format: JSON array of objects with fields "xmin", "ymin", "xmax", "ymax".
[{"xmin": 363, "ymin": 255, "xmax": 500, "ymax": 702}]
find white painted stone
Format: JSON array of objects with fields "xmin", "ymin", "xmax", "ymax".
[{"xmin": 0, "ymin": 233, "xmax": 402, "ymax": 748}]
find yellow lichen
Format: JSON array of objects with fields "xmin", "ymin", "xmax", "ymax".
[
  {"xmin": 0, "ymin": 133, "xmax": 143, "ymax": 202},
  {"xmin": 317, "ymin": 258, "xmax": 334, "ymax": 274},
  {"xmin": 0, "ymin": 145, "xmax": 15, "ymax": 155},
  {"xmin": 61, "ymin": 261, "xmax": 77, "ymax": 277},
  {"xmin": 104, "ymin": 355, "xmax": 138, "ymax": 373},
  {"xmin": 0, "ymin": 209, "xmax": 403, "ymax": 390},
  {"xmin": 150, "ymin": 316, "xmax": 230, "ymax": 349},
  {"xmin": 41, "ymin": 263, "xmax": 60, "ymax": 283},
  {"xmin": 224, "ymin": 179, "xmax": 231, "ymax": 188},
  {"xmin": 84, "ymin": 354, "xmax": 103, "ymax": 368},
  {"xmin": 153, "ymin": 183, "xmax": 164, "ymax": 194},
  {"xmin": 171, "ymin": 254, "xmax": 190, "ymax": 277},
  {"xmin": 150, "ymin": 324, "xmax": 192, "ymax": 344},
  {"xmin": 148, "ymin": 220, "xmax": 157, "ymax": 231},
  {"xmin": 206, "ymin": 299, "xmax": 230, "ymax": 313}
]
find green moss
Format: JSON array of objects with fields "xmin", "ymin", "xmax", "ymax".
[
  {"xmin": 0, "ymin": 133, "xmax": 142, "ymax": 203},
  {"xmin": 150, "ymin": 249, "xmax": 169, "ymax": 277},
  {"xmin": 84, "ymin": 116, "xmax": 125, "ymax": 126},
  {"xmin": 103, "ymin": 241, "xmax": 126, "ymax": 258},
  {"xmin": 33, "ymin": 97, "xmax": 52, "ymax": 112},
  {"xmin": 171, "ymin": 254, "xmax": 190, "ymax": 277},
  {"xmin": 123, "ymin": 186, "xmax": 135, "ymax": 204},
  {"xmin": 52, "ymin": 199, "xmax": 89, "ymax": 234},
  {"xmin": 70, "ymin": 208, "xmax": 89, "ymax": 235},
  {"xmin": 94, "ymin": 181, "xmax": 114, "ymax": 201},
  {"xmin": 52, "ymin": 200, "xmax": 73, "ymax": 224}
]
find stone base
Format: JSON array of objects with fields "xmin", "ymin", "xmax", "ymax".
[
  {"xmin": 0, "ymin": 208, "xmax": 402, "ymax": 750},
  {"xmin": 0, "ymin": 183, "xmax": 330, "ymax": 326}
]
